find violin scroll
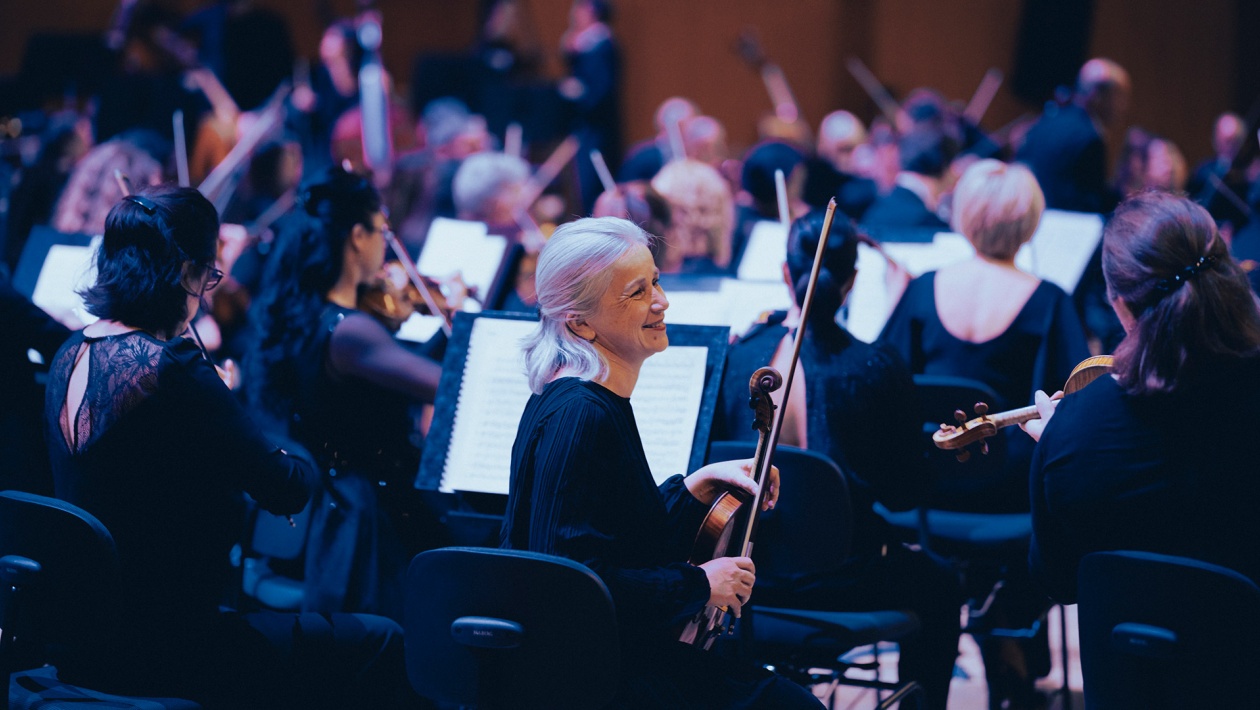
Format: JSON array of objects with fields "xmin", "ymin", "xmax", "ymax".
[{"xmin": 747, "ymin": 367, "xmax": 783, "ymax": 435}]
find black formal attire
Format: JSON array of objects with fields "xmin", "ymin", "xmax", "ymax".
[
  {"xmin": 1, "ymin": 272, "xmax": 69, "ymax": 494},
  {"xmin": 1230, "ymin": 215, "xmax": 1260, "ymax": 295},
  {"xmin": 619, "ymin": 139, "xmax": 667, "ymax": 182},
  {"xmin": 1187, "ymin": 159, "xmax": 1252, "ymax": 231},
  {"xmin": 502, "ymin": 377, "xmax": 823, "ymax": 709},
  {"xmin": 1030, "ymin": 357, "xmax": 1260, "ymax": 603},
  {"xmin": 293, "ymin": 305, "xmax": 444, "ymax": 620},
  {"xmin": 861, "ymin": 185, "xmax": 949, "ymax": 232},
  {"xmin": 801, "ymin": 157, "xmax": 878, "ymax": 221},
  {"xmin": 715, "ymin": 313, "xmax": 961, "ymax": 709},
  {"xmin": 879, "ymin": 272, "xmax": 1089, "ymax": 512},
  {"xmin": 562, "ymin": 25, "xmax": 622, "ymax": 212},
  {"xmin": 1015, "ymin": 103, "xmax": 1116, "ymax": 214},
  {"xmin": 44, "ymin": 329, "xmax": 409, "ymax": 709}
]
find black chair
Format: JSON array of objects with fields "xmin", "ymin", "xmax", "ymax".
[
  {"xmin": 403, "ymin": 546, "xmax": 620, "ymax": 709},
  {"xmin": 706, "ymin": 441, "xmax": 924, "ymax": 709},
  {"xmin": 880, "ymin": 375, "xmax": 1067, "ymax": 706},
  {"xmin": 0, "ymin": 490, "xmax": 201, "ymax": 710},
  {"xmin": 1077, "ymin": 550, "xmax": 1260, "ymax": 709}
]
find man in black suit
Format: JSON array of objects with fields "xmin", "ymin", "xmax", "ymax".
[
  {"xmin": 1016, "ymin": 58, "xmax": 1130, "ymax": 214},
  {"xmin": 803, "ymin": 110, "xmax": 880, "ymax": 220},
  {"xmin": 860, "ymin": 126, "xmax": 957, "ymax": 232},
  {"xmin": 1187, "ymin": 112, "xmax": 1251, "ymax": 231}
]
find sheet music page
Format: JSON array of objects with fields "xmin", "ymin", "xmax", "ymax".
[
  {"xmin": 440, "ymin": 317, "xmax": 536, "ymax": 494},
  {"xmin": 418, "ymin": 218, "xmax": 508, "ymax": 301},
  {"xmin": 32, "ymin": 241, "xmax": 101, "ymax": 326},
  {"xmin": 736, "ymin": 220, "xmax": 788, "ymax": 281},
  {"xmin": 630, "ymin": 345, "xmax": 708, "ymax": 484},
  {"xmin": 1015, "ymin": 210, "xmax": 1104, "ymax": 294},
  {"xmin": 395, "ymin": 313, "xmax": 444, "ymax": 343},
  {"xmin": 656, "ymin": 289, "xmax": 730, "ymax": 329},
  {"xmin": 718, "ymin": 279, "xmax": 794, "ymax": 336}
]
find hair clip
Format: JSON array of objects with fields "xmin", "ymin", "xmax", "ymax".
[
  {"xmin": 1154, "ymin": 255, "xmax": 1215, "ymax": 292},
  {"xmin": 124, "ymin": 194, "xmax": 159, "ymax": 215}
]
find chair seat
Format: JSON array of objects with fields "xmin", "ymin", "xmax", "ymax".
[
  {"xmin": 752, "ymin": 606, "xmax": 920, "ymax": 652},
  {"xmin": 10, "ymin": 666, "xmax": 202, "ymax": 710},
  {"xmin": 876, "ymin": 505, "xmax": 1031, "ymax": 552}
]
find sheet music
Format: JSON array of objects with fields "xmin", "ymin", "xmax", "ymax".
[
  {"xmin": 1015, "ymin": 209, "xmax": 1104, "ymax": 294},
  {"xmin": 656, "ymin": 279, "xmax": 793, "ymax": 335},
  {"xmin": 736, "ymin": 220, "xmax": 788, "ymax": 281},
  {"xmin": 630, "ymin": 346, "xmax": 708, "ymax": 485},
  {"xmin": 418, "ymin": 217, "xmax": 509, "ymax": 304},
  {"xmin": 441, "ymin": 317, "xmax": 536, "ymax": 494},
  {"xmin": 32, "ymin": 241, "xmax": 101, "ymax": 327},
  {"xmin": 395, "ymin": 313, "xmax": 445, "ymax": 343},
  {"xmin": 439, "ymin": 318, "xmax": 712, "ymax": 494}
]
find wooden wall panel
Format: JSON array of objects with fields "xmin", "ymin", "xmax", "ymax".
[{"xmin": 1, "ymin": 0, "xmax": 1242, "ymax": 167}]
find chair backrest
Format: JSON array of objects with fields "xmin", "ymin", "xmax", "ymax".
[
  {"xmin": 1078, "ymin": 550, "xmax": 1260, "ymax": 709},
  {"xmin": 0, "ymin": 491, "xmax": 122, "ymax": 650},
  {"xmin": 404, "ymin": 547, "xmax": 619, "ymax": 709},
  {"xmin": 707, "ymin": 442, "xmax": 853, "ymax": 597},
  {"xmin": 912, "ymin": 374, "xmax": 1010, "ymax": 506}
]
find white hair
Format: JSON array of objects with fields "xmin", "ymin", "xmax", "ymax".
[
  {"xmin": 452, "ymin": 152, "xmax": 529, "ymax": 220},
  {"xmin": 522, "ymin": 217, "xmax": 651, "ymax": 394}
]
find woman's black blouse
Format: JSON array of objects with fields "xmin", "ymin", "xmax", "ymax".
[
  {"xmin": 879, "ymin": 272, "xmax": 1089, "ymax": 411},
  {"xmin": 1030, "ymin": 359, "xmax": 1260, "ymax": 603},
  {"xmin": 501, "ymin": 377, "xmax": 711, "ymax": 649},
  {"xmin": 44, "ymin": 330, "xmax": 312, "ymax": 634}
]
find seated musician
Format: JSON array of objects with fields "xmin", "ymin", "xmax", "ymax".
[
  {"xmin": 244, "ymin": 167, "xmax": 442, "ymax": 619},
  {"xmin": 859, "ymin": 126, "xmax": 956, "ymax": 232},
  {"xmin": 714, "ymin": 211, "xmax": 962, "ymax": 710},
  {"xmin": 879, "ymin": 159, "xmax": 1089, "ymax": 512},
  {"xmin": 502, "ymin": 216, "xmax": 823, "ymax": 708},
  {"xmin": 1023, "ymin": 191, "xmax": 1260, "ymax": 601},
  {"xmin": 44, "ymin": 185, "xmax": 415, "ymax": 708}
]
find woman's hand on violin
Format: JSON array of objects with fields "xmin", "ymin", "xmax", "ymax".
[
  {"xmin": 699, "ymin": 556, "xmax": 756, "ymax": 618},
  {"xmin": 686, "ymin": 459, "xmax": 779, "ymax": 511},
  {"xmin": 1019, "ymin": 389, "xmax": 1063, "ymax": 442}
]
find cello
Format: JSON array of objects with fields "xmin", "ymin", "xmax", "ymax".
[{"xmin": 679, "ymin": 198, "xmax": 839, "ymax": 649}]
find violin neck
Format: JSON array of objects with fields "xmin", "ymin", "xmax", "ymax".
[{"xmin": 986, "ymin": 404, "xmax": 1040, "ymax": 430}]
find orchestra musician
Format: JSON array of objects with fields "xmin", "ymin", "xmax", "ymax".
[
  {"xmin": 1023, "ymin": 191, "xmax": 1260, "ymax": 601},
  {"xmin": 42, "ymin": 185, "xmax": 414, "ymax": 708},
  {"xmin": 243, "ymin": 166, "xmax": 442, "ymax": 620},
  {"xmin": 501, "ymin": 216, "xmax": 823, "ymax": 708},
  {"xmin": 715, "ymin": 211, "xmax": 962, "ymax": 709}
]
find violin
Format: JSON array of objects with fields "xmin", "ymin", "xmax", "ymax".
[
  {"xmin": 932, "ymin": 355, "xmax": 1114, "ymax": 460},
  {"xmin": 357, "ymin": 262, "xmax": 453, "ymax": 334},
  {"xmin": 678, "ymin": 199, "xmax": 839, "ymax": 650}
]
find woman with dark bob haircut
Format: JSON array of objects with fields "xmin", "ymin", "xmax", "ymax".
[
  {"xmin": 1025, "ymin": 191, "xmax": 1260, "ymax": 604},
  {"xmin": 44, "ymin": 185, "xmax": 416, "ymax": 708}
]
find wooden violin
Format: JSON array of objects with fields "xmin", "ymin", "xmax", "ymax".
[
  {"xmin": 678, "ymin": 199, "xmax": 839, "ymax": 650},
  {"xmin": 932, "ymin": 355, "xmax": 1113, "ymax": 460}
]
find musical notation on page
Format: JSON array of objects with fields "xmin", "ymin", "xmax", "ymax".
[
  {"xmin": 631, "ymin": 345, "xmax": 707, "ymax": 485},
  {"xmin": 439, "ymin": 317, "xmax": 712, "ymax": 494}
]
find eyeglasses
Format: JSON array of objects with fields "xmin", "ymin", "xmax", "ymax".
[{"xmin": 203, "ymin": 266, "xmax": 224, "ymax": 292}]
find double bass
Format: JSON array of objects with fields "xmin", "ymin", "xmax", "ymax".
[{"xmin": 679, "ymin": 199, "xmax": 839, "ymax": 649}]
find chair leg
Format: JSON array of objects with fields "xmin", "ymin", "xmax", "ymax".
[
  {"xmin": 874, "ymin": 680, "xmax": 924, "ymax": 710},
  {"xmin": 1059, "ymin": 604, "xmax": 1072, "ymax": 710}
]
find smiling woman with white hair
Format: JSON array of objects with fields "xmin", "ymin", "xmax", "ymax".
[{"xmin": 503, "ymin": 216, "xmax": 821, "ymax": 708}]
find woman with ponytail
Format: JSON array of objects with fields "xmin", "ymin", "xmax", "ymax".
[
  {"xmin": 715, "ymin": 211, "xmax": 961, "ymax": 710},
  {"xmin": 244, "ymin": 166, "xmax": 441, "ymax": 619},
  {"xmin": 1025, "ymin": 191, "xmax": 1260, "ymax": 602}
]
